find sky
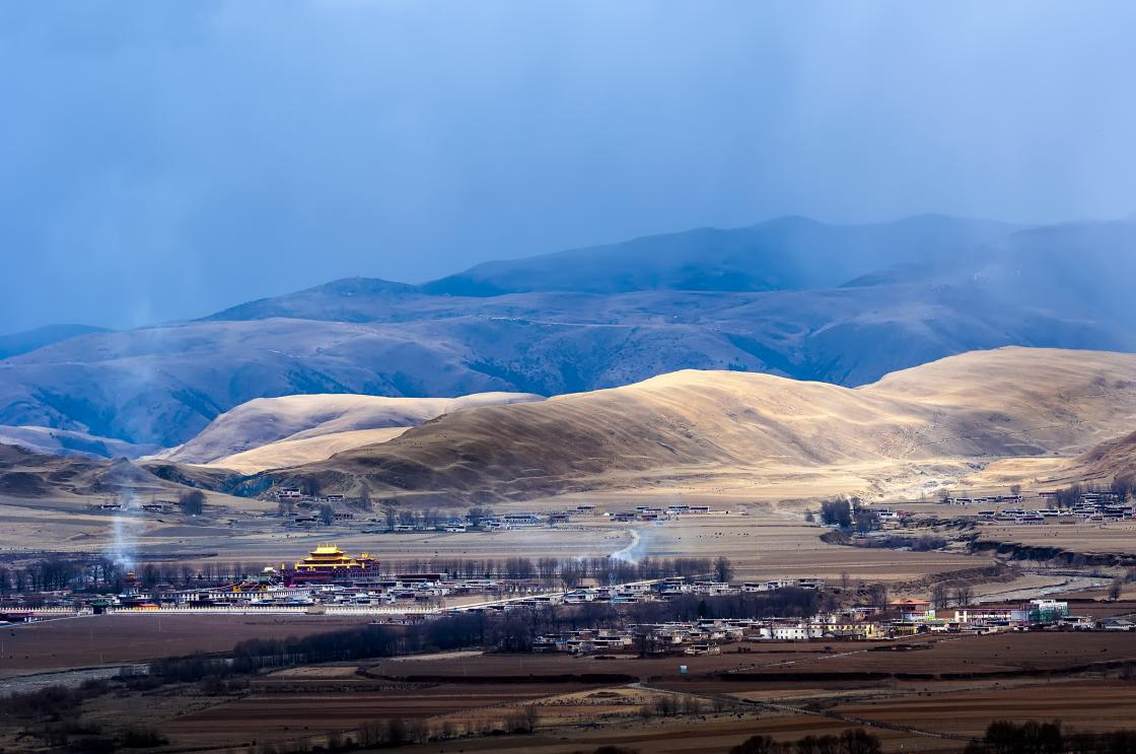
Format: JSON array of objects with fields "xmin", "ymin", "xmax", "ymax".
[{"xmin": 2, "ymin": 1, "xmax": 1136, "ymax": 332}]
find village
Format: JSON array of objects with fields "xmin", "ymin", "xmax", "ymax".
[
  {"xmin": 4, "ymin": 543, "xmax": 1133, "ymax": 655},
  {"xmin": 270, "ymin": 491, "xmax": 719, "ymax": 531},
  {"xmin": 946, "ymin": 486, "xmax": 1136, "ymax": 524},
  {"xmin": 529, "ymin": 596, "xmax": 1136, "ymax": 657}
]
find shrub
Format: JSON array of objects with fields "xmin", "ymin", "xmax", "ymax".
[
  {"xmin": 119, "ymin": 726, "xmax": 168, "ymax": 747},
  {"xmin": 178, "ymin": 489, "xmax": 206, "ymax": 515}
]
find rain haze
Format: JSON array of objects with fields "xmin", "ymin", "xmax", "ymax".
[{"xmin": 3, "ymin": 1, "xmax": 1136, "ymax": 331}]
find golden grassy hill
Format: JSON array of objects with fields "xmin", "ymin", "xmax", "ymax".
[
  {"xmin": 251, "ymin": 347, "xmax": 1136, "ymax": 503},
  {"xmin": 155, "ymin": 391, "xmax": 543, "ymax": 469},
  {"xmin": 207, "ymin": 427, "xmax": 411, "ymax": 474}
]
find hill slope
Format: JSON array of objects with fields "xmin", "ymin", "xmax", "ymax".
[
  {"xmin": 0, "ymin": 443, "xmax": 193, "ymax": 499},
  {"xmin": 251, "ymin": 348, "xmax": 1136, "ymax": 503},
  {"xmin": 159, "ymin": 391, "xmax": 542, "ymax": 468},
  {"xmin": 1060, "ymin": 431, "xmax": 1136, "ymax": 484}
]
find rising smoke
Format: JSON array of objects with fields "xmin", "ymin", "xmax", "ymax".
[
  {"xmin": 611, "ymin": 528, "xmax": 648, "ymax": 564},
  {"xmin": 108, "ymin": 490, "xmax": 141, "ymax": 570}
]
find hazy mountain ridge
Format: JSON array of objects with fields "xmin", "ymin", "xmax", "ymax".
[
  {"xmin": 421, "ymin": 214, "xmax": 1016, "ymax": 296},
  {"xmin": 0, "ymin": 324, "xmax": 109, "ymax": 360},
  {"xmin": 0, "ymin": 426, "xmax": 157, "ymax": 460},
  {"xmin": 2, "ymin": 215, "xmax": 1134, "ymax": 446}
]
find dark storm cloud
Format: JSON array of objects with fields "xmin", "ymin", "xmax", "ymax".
[{"xmin": 2, "ymin": 1, "xmax": 1135, "ymax": 331}]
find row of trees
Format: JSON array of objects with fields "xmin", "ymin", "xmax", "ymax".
[
  {"xmin": 964, "ymin": 720, "xmax": 1136, "ymax": 754},
  {"xmin": 0, "ymin": 552, "xmax": 730, "ymax": 599},
  {"xmin": 930, "ymin": 581, "xmax": 975, "ymax": 609},
  {"xmin": 371, "ymin": 554, "xmax": 720, "ymax": 585},
  {"xmin": 0, "ymin": 557, "xmax": 136, "ymax": 594},
  {"xmin": 730, "ymin": 728, "xmax": 882, "ymax": 754},
  {"xmin": 0, "ymin": 557, "xmax": 270, "ymax": 595},
  {"xmin": 855, "ymin": 534, "xmax": 947, "ymax": 551}
]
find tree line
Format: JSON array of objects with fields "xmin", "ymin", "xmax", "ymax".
[
  {"xmin": 964, "ymin": 720, "xmax": 1136, "ymax": 754},
  {"xmin": 730, "ymin": 728, "xmax": 882, "ymax": 754},
  {"xmin": 0, "ymin": 554, "xmax": 725, "ymax": 596}
]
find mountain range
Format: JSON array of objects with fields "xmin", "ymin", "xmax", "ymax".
[{"xmin": 2, "ymin": 214, "xmax": 1135, "ymax": 449}]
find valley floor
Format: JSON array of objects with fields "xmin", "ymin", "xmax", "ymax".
[{"xmin": 0, "ymin": 494, "xmax": 998, "ymax": 583}]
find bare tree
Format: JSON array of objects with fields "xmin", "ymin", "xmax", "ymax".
[
  {"xmin": 356, "ymin": 485, "xmax": 372, "ymax": 511},
  {"xmin": 953, "ymin": 584, "xmax": 974, "ymax": 607},
  {"xmin": 931, "ymin": 583, "xmax": 950, "ymax": 610},
  {"xmin": 714, "ymin": 555, "xmax": 734, "ymax": 583},
  {"xmin": 536, "ymin": 557, "xmax": 558, "ymax": 584},
  {"xmin": 178, "ymin": 489, "xmax": 206, "ymax": 516},
  {"xmin": 869, "ymin": 583, "xmax": 890, "ymax": 611}
]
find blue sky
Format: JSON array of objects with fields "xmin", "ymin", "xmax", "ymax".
[{"xmin": 2, "ymin": 1, "xmax": 1136, "ymax": 331}]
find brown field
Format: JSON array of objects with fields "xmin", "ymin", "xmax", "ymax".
[
  {"xmin": 157, "ymin": 681, "xmax": 590, "ymax": 749},
  {"xmin": 7, "ymin": 618, "xmax": 1136, "ymax": 753},
  {"xmin": 834, "ymin": 679, "xmax": 1136, "ymax": 739},
  {"xmin": 976, "ymin": 521, "xmax": 1136, "ymax": 556},
  {"xmin": 142, "ymin": 654, "xmax": 1136, "ymax": 754},
  {"xmin": 0, "ymin": 614, "xmax": 373, "ymax": 677},
  {"xmin": 370, "ymin": 632, "xmax": 1136, "ymax": 682}
]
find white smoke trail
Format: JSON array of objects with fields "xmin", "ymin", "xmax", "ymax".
[
  {"xmin": 108, "ymin": 490, "xmax": 141, "ymax": 570},
  {"xmin": 611, "ymin": 529, "xmax": 647, "ymax": 563}
]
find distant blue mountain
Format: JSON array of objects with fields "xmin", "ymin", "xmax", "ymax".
[
  {"xmin": 0, "ymin": 323, "xmax": 108, "ymax": 360},
  {"xmin": 421, "ymin": 214, "xmax": 1015, "ymax": 296}
]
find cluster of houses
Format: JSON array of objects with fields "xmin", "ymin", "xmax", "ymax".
[
  {"xmin": 609, "ymin": 504, "xmax": 715, "ymax": 523},
  {"xmin": 6, "ymin": 569, "xmax": 831, "ymax": 617},
  {"xmin": 274, "ymin": 488, "xmax": 347, "ymax": 503},
  {"xmin": 529, "ymin": 597, "xmax": 1133, "ymax": 656},
  {"xmin": 276, "ymin": 496, "xmax": 725, "ymax": 531},
  {"xmin": 534, "ymin": 612, "xmax": 888, "ymax": 655},
  {"xmin": 182, "ymin": 572, "xmax": 467, "ymax": 609},
  {"xmin": 18, "ymin": 570, "xmax": 495, "ymax": 615},
  {"xmin": 944, "ymin": 491, "xmax": 1133, "ymax": 525},
  {"xmin": 551, "ymin": 577, "xmax": 827, "ymax": 606},
  {"xmin": 89, "ymin": 499, "xmax": 176, "ymax": 514},
  {"xmin": 944, "ymin": 494, "xmax": 1024, "ymax": 506},
  {"xmin": 976, "ymin": 502, "xmax": 1134, "ymax": 525},
  {"xmin": 898, "ymin": 598, "xmax": 1131, "ymax": 632}
]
